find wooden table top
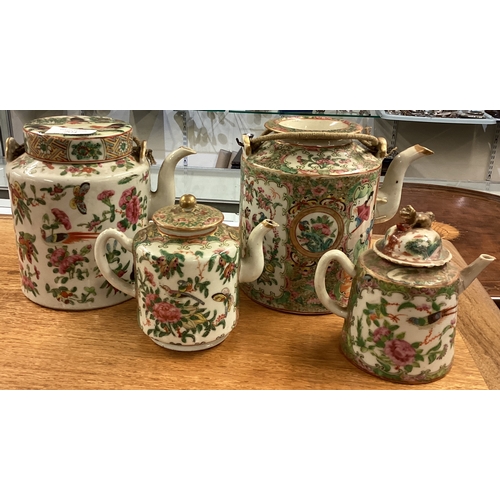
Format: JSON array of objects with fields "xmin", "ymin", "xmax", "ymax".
[{"xmin": 1, "ymin": 214, "xmax": 500, "ymax": 390}]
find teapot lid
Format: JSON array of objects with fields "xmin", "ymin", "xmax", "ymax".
[
  {"xmin": 265, "ymin": 116, "xmax": 363, "ymax": 137},
  {"xmin": 153, "ymin": 194, "xmax": 224, "ymax": 237},
  {"xmin": 23, "ymin": 115, "xmax": 134, "ymax": 163},
  {"xmin": 243, "ymin": 115, "xmax": 385, "ymax": 175},
  {"xmin": 373, "ymin": 205, "xmax": 452, "ymax": 267}
]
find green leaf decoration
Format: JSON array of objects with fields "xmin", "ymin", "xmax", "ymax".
[
  {"xmin": 427, "ymin": 341, "xmax": 442, "ymax": 354},
  {"xmin": 398, "ymin": 301, "xmax": 418, "ymax": 311}
]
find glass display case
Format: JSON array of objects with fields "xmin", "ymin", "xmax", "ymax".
[{"xmin": 1, "ymin": 110, "xmax": 499, "ymax": 216}]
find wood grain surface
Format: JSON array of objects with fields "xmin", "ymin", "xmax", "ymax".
[{"xmin": 0, "ymin": 215, "xmax": 498, "ymax": 390}]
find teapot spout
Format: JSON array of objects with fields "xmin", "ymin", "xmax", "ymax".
[
  {"xmin": 149, "ymin": 146, "xmax": 196, "ymax": 218},
  {"xmin": 459, "ymin": 254, "xmax": 496, "ymax": 294},
  {"xmin": 239, "ymin": 219, "xmax": 279, "ymax": 283},
  {"xmin": 375, "ymin": 144, "xmax": 434, "ymax": 224}
]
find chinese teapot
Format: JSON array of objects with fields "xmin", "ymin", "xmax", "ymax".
[
  {"xmin": 5, "ymin": 115, "xmax": 195, "ymax": 310},
  {"xmin": 239, "ymin": 115, "xmax": 433, "ymax": 314},
  {"xmin": 94, "ymin": 194, "xmax": 279, "ymax": 351},
  {"xmin": 314, "ymin": 205, "xmax": 495, "ymax": 384}
]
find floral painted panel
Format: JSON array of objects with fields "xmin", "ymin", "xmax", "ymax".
[{"xmin": 240, "ymin": 160, "xmax": 380, "ymax": 314}]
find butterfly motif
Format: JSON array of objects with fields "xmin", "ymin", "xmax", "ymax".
[
  {"xmin": 212, "ymin": 288, "xmax": 234, "ymax": 315},
  {"xmin": 70, "ymin": 182, "xmax": 90, "ymax": 214}
]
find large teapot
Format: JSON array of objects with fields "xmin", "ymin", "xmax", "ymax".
[
  {"xmin": 239, "ymin": 115, "xmax": 433, "ymax": 314},
  {"xmin": 94, "ymin": 194, "xmax": 279, "ymax": 351},
  {"xmin": 5, "ymin": 115, "xmax": 195, "ymax": 310},
  {"xmin": 314, "ymin": 205, "xmax": 495, "ymax": 384}
]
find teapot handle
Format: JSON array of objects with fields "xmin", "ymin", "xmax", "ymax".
[
  {"xmin": 94, "ymin": 229, "xmax": 135, "ymax": 297},
  {"xmin": 5, "ymin": 137, "xmax": 25, "ymax": 163},
  {"xmin": 314, "ymin": 250, "xmax": 357, "ymax": 319},
  {"xmin": 244, "ymin": 131, "xmax": 388, "ymax": 158}
]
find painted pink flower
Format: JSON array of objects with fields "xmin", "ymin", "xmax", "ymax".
[
  {"xmin": 144, "ymin": 269, "xmax": 156, "ymax": 287},
  {"xmin": 50, "ymin": 247, "xmax": 68, "ymax": 266},
  {"xmin": 88, "ymin": 219, "xmax": 101, "ymax": 231},
  {"xmin": 51, "ymin": 208, "xmax": 72, "ymax": 230},
  {"xmin": 117, "ymin": 221, "xmax": 127, "ymax": 233},
  {"xmin": 257, "ymin": 198, "xmax": 268, "ymax": 210},
  {"xmin": 145, "ymin": 293, "xmax": 159, "ymax": 310},
  {"xmin": 316, "ymin": 158, "xmax": 334, "ymax": 165},
  {"xmin": 372, "ymin": 326, "xmax": 391, "ymax": 342},
  {"xmin": 97, "ymin": 190, "xmax": 115, "ymax": 201},
  {"xmin": 152, "ymin": 301, "xmax": 181, "ymax": 324},
  {"xmin": 125, "ymin": 195, "xmax": 141, "ymax": 225},
  {"xmin": 58, "ymin": 254, "xmax": 84, "ymax": 274},
  {"xmin": 119, "ymin": 187, "xmax": 136, "ymax": 207},
  {"xmin": 22, "ymin": 275, "xmax": 36, "ymax": 291},
  {"xmin": 311, "ymin": 185, "xmax": 327, "ymax": 197},
  {"xmin": 312, "ymin": 223, "xmax": 331, "ymax": 236},
  {"xmin": 384, "ymin": 339, "xmax": 416, "ymax": 366}
]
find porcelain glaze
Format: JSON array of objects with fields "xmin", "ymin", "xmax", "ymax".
[
  {"xmin": 314, "ymin": 206, "xmax": 495, "ymax": 384},
  {"xmin": 240, "ymin": 116, "xmax": 433, "ymax": 314},
  {"xmin": 94, "ymin": 195, "xmax": 278, "ymax": 351},
  {"xmin": 6, "ymin": 115, "xmax": 194, "ymax": 310}
]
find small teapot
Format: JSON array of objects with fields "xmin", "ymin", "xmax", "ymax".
[
  {"xmin": 314, "ymin": 205, "xmax": 495, "ymax": 384},
  {"xmin": 95, "ymin": 194, "xmax": 279, "ymax": 351}
]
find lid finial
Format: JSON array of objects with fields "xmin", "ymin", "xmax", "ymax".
[
  {"xmin": 179, "ymin": 194, "xmax": 197, "ymax": 211},
  {"xmin": 399, "ymin": 205, "xmax": 435, "ymax": 229}
]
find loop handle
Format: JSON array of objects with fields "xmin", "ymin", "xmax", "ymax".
[
  {"xmin": 5, "ymin": 137, "xmax": 25, "ymax": 163},
  {"xmin": 243, "ymin": 131, "xmax": 388, "ymax": 158},
  {"xmin": 94, "ymin": 229, "xmax": 135, "ymax": 297},
  {"xmin": 132, "ymin": 136, "xmax": 156, "ymax": 166},
  {"xmin": 314, "ymin": 250, "xmax": 357, "ymax": 319}
]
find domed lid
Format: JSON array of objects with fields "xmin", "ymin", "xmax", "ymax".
[
  {"xmin": 152, "ymin": 194, "xmax": 224, "ymax": 237},
  {"xmin": 243, "ymin": 115, "xmax": 386, "ymax": 176},
  {"xmin": 373, "ymin": 205, "xmax": 452, "ymax": 267},
  {"xmin": 23, "ymin": 115, "xmax": 134, "ymax": 163}
]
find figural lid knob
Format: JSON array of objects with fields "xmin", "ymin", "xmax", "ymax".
[
  {"xmin": 152, "ymin": 194, "xmax": 224, "ymax": 237},
  {"xmin": 373, "ymin": 205, "xmax": 452, "ymax": 267}
]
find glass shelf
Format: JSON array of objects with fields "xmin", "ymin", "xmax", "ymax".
[{"xmin": 202, "ymin": 110, "xmax": 377, "ymax": 118}]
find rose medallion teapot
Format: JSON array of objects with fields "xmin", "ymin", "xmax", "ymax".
[
  {"xmin": 94, "ymin": 194, "xmax": 279, "ymax": 351},
  {"xmin": 5, "ymin": 115, "xmax": 195, "ymax": 310},
  {"xmin": 239, "ymin": 115, "xmax": 434, "ymax": 314},
  {"xmin": 314, "ymin": 205, "xmax": 495, "ymax": 384}
]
